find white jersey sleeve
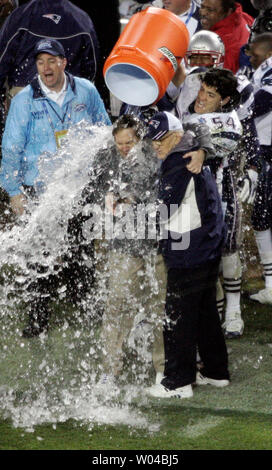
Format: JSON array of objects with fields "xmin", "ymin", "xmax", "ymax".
[
  {"xmin": 252, "ymin": 56, "xmax": 272, "ymax": 146},
  {"xmin": 175, "ymin": 72, "xmax": 202, "ymax": 120},
  {"xmin": 235, "ymin": 74, "xmax": 254, "ymax": 121}
]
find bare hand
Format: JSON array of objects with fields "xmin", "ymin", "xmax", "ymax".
[
  {"xmin": 171, "ymin": 63, "xmax": 187, "ymax": 88},
  {"xmin": 10, "ymin": 193, "xmax": 27, "ymax": 216},
  {"xmin": 105, "ymin": 192, "xmax": 117, "ymax": 215},
  {"xmin": 183, "ymin": 149, "xmax": 205, "ymax": 174}
]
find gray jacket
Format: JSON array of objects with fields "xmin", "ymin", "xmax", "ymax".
[{"xmin": 82, "ymin": 140, "xmax": 160, "ymax": 256}]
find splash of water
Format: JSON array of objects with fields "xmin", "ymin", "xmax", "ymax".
[
  {"xmin": 0, "ymin": 122, "xmax": 156, "ymax": 431},
  {"xmin": 0, "ymin": 123, "xmax": 110, "ymax": 269}
]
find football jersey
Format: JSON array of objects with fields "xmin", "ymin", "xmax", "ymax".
[
  {"xmin": 252, "ymin": 56, "xmax": 272, "ymax": 146},
  {"xmin": 236, "ymin": 73, "xmax": 255, "ymax": 121},
  {"xmin": 182, "ymin": 109, "xmax": 243, "ymax": 166}
]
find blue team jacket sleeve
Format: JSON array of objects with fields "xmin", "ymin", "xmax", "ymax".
[
  {"xmin": 0, "ymin": 92, "xmax": 31, "ymax": 196},
  {"xmin": 77, "ymin": 78, "xmax": 111, "ymax": 125}
]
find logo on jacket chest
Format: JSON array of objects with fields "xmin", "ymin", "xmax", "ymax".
[
  {"xmin": 74, "ymin": 103, "xmax": 87, "ymax": 112},
  {"xmin": 42, "ymin": 14, "xmax": 62, "ymax": 24},
  {"xmin": 31, "ymin": 110, "xmax": 45, "ymax": 120}
]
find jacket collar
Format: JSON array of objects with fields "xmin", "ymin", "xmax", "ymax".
[
  {"xmin": 161, "ymin": 131, "xmax": 199, "ymax": 171},
  {"xmin": 31, "ymin": 72, "xmax": 76, "ymax": 99},
  {"xmin": 167, "ymin": 131, "xmax": 198, "ymax": 157}
]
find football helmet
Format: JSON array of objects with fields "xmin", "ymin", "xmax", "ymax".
[
  {"xmin": 185, "ymin": 30, "xmax": 225, "ymax": 68},
  {"xmin": 248, "ymin": 8, "xmax": 272, "ymax": 43},
  {"xmin": 250, "ymin": 0, "xmax": 272, "ymax": 10}
]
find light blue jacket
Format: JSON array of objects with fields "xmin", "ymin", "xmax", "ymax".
[{"xmin": 0, "ymin": 73, "xmax": 111, "ymax": 196}]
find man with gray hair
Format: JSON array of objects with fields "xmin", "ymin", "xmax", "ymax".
[{"xmin": 145, "ymin": 111, "xmax": 229, "ymax": 400}]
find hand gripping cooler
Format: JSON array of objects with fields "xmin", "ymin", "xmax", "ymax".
[{"xmin": 103, "ymin": 7, "xmax": 189, "ymax": 106}]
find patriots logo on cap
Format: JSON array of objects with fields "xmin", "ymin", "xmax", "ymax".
[
  {"xmin": 43, "ymin": 14, "xmax": 62, "ymax": 24},
  {"xmin": 37, "ymin": 40, "xmax": 52, "ymax": 50},
  {"xmin": 149, "ymin": 119, "xmax": 161, "ymax": 129}
]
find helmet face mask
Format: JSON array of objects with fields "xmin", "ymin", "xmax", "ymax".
[
  {"xmin": 185, "ymin": 50, "xmax": 223, "ymax": 68},
  {"xmin": 184, "ymin": 31, "xmax": 225, "ymax": 69}
]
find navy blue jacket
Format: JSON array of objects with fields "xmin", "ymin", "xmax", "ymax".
[
  {"xmin": 158, "ymin": 138, "xmax": 226, "ymax": 270},
  {"xmin": 0, "ymin": 0, "xmax": 99, "ymax": 91}
]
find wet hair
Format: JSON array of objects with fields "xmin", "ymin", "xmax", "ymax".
[
  {"xmin": 112, "ymin": 114, "xmax": 146, "ymax": 140},
  {"xmin": 200, "ymin": 68, "xmax": 240, "ymax": 109}
]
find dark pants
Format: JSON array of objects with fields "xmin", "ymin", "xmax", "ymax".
[
  {"xmin": 251, "ymin": 159, "xmax": 272, "ymax": 232},
  {"xmin": 162, "ymin": 258, "xmax": 229, "ymax": 390}
]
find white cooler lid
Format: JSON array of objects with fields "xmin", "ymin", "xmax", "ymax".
[{"xmin": 104, "ymin": 63, "xmax": 159, "ymax": 106}]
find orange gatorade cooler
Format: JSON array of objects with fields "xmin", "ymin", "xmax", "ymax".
[{"xmin": 103, "ymin": 7, "xmax": 189, "ymax": 106}]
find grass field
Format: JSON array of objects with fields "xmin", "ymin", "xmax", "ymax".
[
  {"xmin": 0, "ymin": 268, "xmax": 272, "ymax": 453},
  {"xmin": 1, "ymin": 145, "xmax": 271, "ymax": 453}
]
